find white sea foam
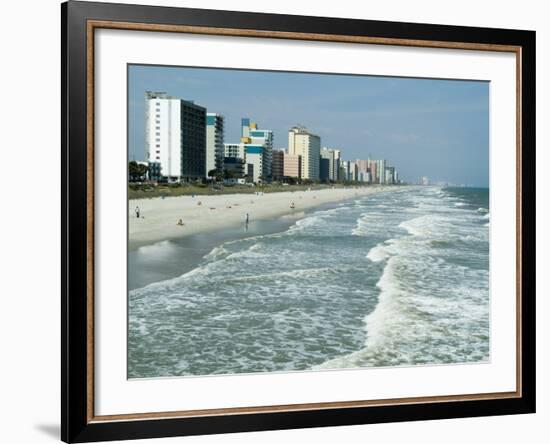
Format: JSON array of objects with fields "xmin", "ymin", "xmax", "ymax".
[
  {"xmin": 224, "ymin": 266, "xmax": 336, "ymax": 283},
  {"xmin": 129, "ymin": 186, "xmax": 490, "ymax": 378},
  {"xmin": 316, "ymin": 189, "xmax": 490, "ymax": 371},
  {"xmin": 398, "ymin": 215, "xmax": 439, "ymax": 237},
  {"xmin": 351, "ymin": 214, "xmax": 369, "ymax": 236},
  {"xmin": 203, "ymin": 245, "xmax": 230, "ymax": 262},
  {"xmin": 317, "ymin": 250, "xmax": 490, "ymax": 370},
  {"xmin": 291, "ymin": 215, "xmax": 325, "ymax": 230},
  {"xmin": 315, "ymin": 256, "xmax": 411, "ymax": 369},
  {"xmin": 366, "ymin": 243, "xmax": 391, "ymax": 262},
  {"xmin": 351, "ymin": 211, "xmax": 392, "ymax": 237}
]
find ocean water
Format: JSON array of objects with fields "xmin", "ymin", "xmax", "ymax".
[{"xmin": 128, "ymin": 187, "xmax": 490, "ymax": 378}]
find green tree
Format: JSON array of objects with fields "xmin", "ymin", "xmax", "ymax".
[
  {"xmin": 208, "ymin": 169, "xmax": 223, "ymax": 182},
  {"xmin": 137, "ymin": 163, "xmax": 148, "ymax": 181},
  {"xmin": 128, "ymin": 161, "xmax": 139, "ymax": 182},
  {"xmin": 129, "ymin": 161, "xmax": 148, "ymax": 182},
  {"xmin": 223, "ymin": 169, "xmax": 236, "ymax": 180}
]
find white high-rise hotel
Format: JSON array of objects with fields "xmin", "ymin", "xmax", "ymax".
[
  {"xmin": 288, "ymin": 125, "xmax": 320, "ymax": 181},
  {"xmin": 145, "ymin": 92, "xmax": 180, "ymax": 179},
  {"xmin": 145, "ymin": 91, "xmax": 206, "ymax": 182}
]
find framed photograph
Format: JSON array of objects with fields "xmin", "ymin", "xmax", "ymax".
[{"xmin": 61, "ymin": 1, "xmax": 535, "ymax": 442}]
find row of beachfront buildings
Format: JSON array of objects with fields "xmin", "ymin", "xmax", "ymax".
[{"xmin": 142, "ymin": 91, "xmax": 400, "ymax": 185}]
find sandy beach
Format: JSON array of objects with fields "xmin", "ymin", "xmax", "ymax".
[{"xmin": 129, "ymin": 186, "xmax": 388, "ymax": 249}]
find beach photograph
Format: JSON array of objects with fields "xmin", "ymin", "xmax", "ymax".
[{"xmin": 127, "ymin": 65, "xmax": 489, "ymax": 379}]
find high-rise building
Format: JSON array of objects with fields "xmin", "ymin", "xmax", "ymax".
[
  {"xmin": 339, "ymin": 160, "xmax": 347, "ymax": 182},
  {"xmin": 223, "ymin": 157, "xmax": 245, "ymax": 180},
  {"xmin": 385, "ymin": 167, "xmax": 395, "ymax": 185},
  {"xmin": 272, "ymin": 149, "xmax": 285, "ymax": 180},
  {"xmin": 377, "ymin": 159, "xmax": 387, "ymax": 184},
  {"xmin": 224, "ymin": 143, "xmax": 246, "ymax": 159},
  {"xmin": 288, "ymin": 125, "xmax": 320, "ymax": 181},
  {"xmin": 368, "ymin": 159, "xmax": 378, "ymax": 183},
  {"xmin": 241, "ymin": 118, "xmax": 251, "ymax": 138},
  {"xmin": 341, "ymin": 161, "xmax": 349, "ymax": 181},
  {"xmin": 145, "ymin": 91, "xmax": 206, "ymax": 182},
  {"xmin": 206, "ymin": 113, "xmax": 224, "ymax": 177},
  {"xmin": 333, "ymin": 149, "xmax": 341, "ymax": 181},
  {"xmin": 225, "ymin": 120, "xmax": 274, "ymax": 183},
  {"xmin": 355, "ymin": 159, "xmax": 368, "ymax": 175},
  {"xmin": 348, "ymin": 161, "xmax": 358, "ymax": 181},
  {"xmin": 244, "ymin": 144, "xmax": 265, "ymax": 183},
  {"xmin": 339, "ymin": 160, "xmax": 360, "ymax": 182},
  {"xmin": 355, "ymin": 159, "xmax": 369, "ymax": 182},
  {"xmin": 147, "ymin": 161, "xmax": 162, "ymax": 182},
  {"xmin": 361, "ymin": 171, "xmax": 372, "ymax": 183},
  {"xmin": 283, "ymin": 153, "xmax": 301, "ymax": 179},
  {"xmin": 247, "ymin": 123, "xmax": 273, "ymax": 181},
  {"xmin": 320, "ymin": 148, "xmax": 340, "ymax": 181},
  {"xmin": 320, "ymin": 157, "xmax": 330, "ymax": 182},
  {"xmin": 223, "ymin": 143, "xmax": 246, "ymax": 182}
]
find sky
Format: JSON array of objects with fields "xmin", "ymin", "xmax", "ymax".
[{"xmin": 128, "ymin": 64, "xmax": 489, "ymax": 187}]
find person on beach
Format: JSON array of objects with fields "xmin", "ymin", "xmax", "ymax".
[
  {"xmin": 290, "ymin": 202, "xmax": 295, "ymax": 209},
  {"xmin": 135, "ymin": 206, "xmax": 140, "ymax": 218},
  {"xmin": 177, "ymin": 219, "xmax": 184, "ymax": 226},
  {"xmin": 245, "ymin": 213, "xmax": 249, "ymax": 225}
]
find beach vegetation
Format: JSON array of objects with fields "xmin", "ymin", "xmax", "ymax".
[
  {"xmin": 128, "ymin": 182, "xmax": 372, "ymax": 200},
  {"xmin": 128, "ymin": 161, "xmax": 148, "ymax": 182}
]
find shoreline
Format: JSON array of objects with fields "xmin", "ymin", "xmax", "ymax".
[
  {"xmin": 129, "ymin": 185, "xmax": 395, "ymax": 250},
  {"xmin": 129, "ymin": 207, "xmax": 306, "ymax": 291},
  {"xmin": 128, "ymin": 185, "xmax": 490, "ymax": 377}
]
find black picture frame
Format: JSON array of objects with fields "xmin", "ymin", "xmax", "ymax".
[{"xmin": 61, "ymin": 1, "xmax": 536, "ymax": 442}]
